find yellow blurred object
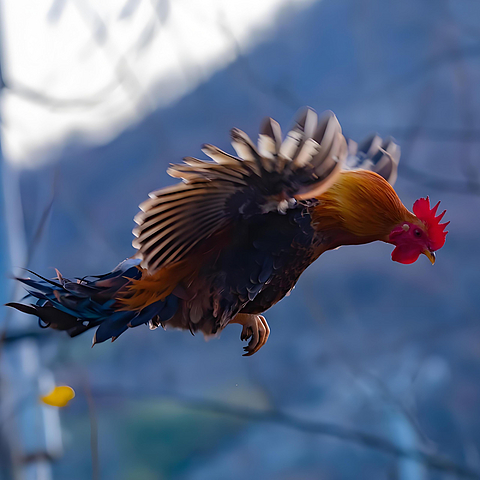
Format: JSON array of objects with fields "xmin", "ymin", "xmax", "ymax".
[{"xmin": 40, "ymin": 386, "xmax": 75, "ymax": 407}]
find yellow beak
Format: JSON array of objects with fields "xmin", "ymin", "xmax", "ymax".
[{"xmin": 423, "ymin": 249, "xmax": 436, "ymax": 265}]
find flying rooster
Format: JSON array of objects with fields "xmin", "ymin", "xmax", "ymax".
[{"xmin": 7, "ymin": 108, "xmax": 449, "ymax": 356}]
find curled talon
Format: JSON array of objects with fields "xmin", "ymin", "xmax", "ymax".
[
  {"xmin": 240, "ymin": 326, "xmax": 253, "ymax": 342},
  {"xmin": 230, "ymin": 313, "xmax": 270, "ymax": 356}
]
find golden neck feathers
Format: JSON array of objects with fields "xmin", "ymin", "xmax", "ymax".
[{"xmin": 310, "ymin": 170, "xmax": 417, "ymax": 244}]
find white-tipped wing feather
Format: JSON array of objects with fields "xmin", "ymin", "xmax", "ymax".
[
  {"xmin": 133, "ymin": 181, "xmax": 235, "ymax": 272},
  {"xmin": 345, "ymin": 135, "xmax": 400, "ymax": 186}
]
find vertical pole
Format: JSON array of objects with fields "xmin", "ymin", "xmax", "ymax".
[{"xmin": 0, "ymin": 2, "xmax": 63, "ymax": 478}]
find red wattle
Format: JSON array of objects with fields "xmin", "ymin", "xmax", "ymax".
[{"xmin": 391, "ymin": 245, "xmax": 421, "ymax": 264}]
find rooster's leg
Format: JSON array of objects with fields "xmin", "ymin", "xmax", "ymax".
[{"xmin": 229, "ymin": 313, "xmax": 270, "ymax": 356}]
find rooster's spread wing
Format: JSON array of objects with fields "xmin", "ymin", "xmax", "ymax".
[{"xmin": 133, "ymin": 109, "xmax": 347, "ymax": 273}]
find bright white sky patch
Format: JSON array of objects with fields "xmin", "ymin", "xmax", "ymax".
[{"xmin": 1, "ymin": 0, "xmax": 313, "ymax": 166}]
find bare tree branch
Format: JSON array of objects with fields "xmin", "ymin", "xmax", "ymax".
[
  {"xmin": 301, "ymin": 284, "xmax": 437, "ymax": 452},
  {"xmin": 3, "ymin": 0, "xmax": 159, "ymax": 113},
  {"xmin": 216, "ymin": 16, "xmax": 480, "ymax": 197},
  {"xmin": 92, "ymin": 390, "xmax": 480, "ymax": 479},
  {"xmin": 217, "ymin": 11, "xmax": 301, "ymax": 110},
  {"xmin": 70, "ymin": 0, "xmax": 155, "ymax": 113},
  {"xmin": 3, "ymin": 78, "xmax": 119, "ymax": 110},
  {"xmin": 443, "ymin": 1, "xmax": 480, "ymax": 186}
]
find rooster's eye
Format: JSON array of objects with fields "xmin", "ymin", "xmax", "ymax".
[{"xmin": 414, "ymin": 229, "xmax": 422, "ymax": 238}]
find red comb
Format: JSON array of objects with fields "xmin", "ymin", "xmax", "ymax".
[{"xmin": 412, "ymin": 197, "xmax": 449, "ymax": 251}]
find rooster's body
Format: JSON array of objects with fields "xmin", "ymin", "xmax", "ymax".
[{"xmin": 8, "ymin": 109, "xmax": 448, "ymax": 355}]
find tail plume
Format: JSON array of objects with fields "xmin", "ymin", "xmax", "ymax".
[{"xmin": 6, "ymin": 258, "xmax": 178, "ymax": 344}]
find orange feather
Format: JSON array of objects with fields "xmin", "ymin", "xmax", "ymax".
[
  {"xmin": 311, "ymin": 170, "xmax": 417, "ymax": 240},
  {"xmin": 115, "ymin": 259, "xmax": 199, "ymax": 311}
]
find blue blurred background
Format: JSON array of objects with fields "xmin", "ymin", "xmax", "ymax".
[{"xmin": 1, "ymin": 0, "xmax": 479, "ymax": 479}]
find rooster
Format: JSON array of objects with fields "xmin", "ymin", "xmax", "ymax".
[{"xmin": 7, "ymin": 108, "xmax": 449, "ymax": 356}]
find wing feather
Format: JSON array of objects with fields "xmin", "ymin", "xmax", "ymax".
[
  {"xmin": 134, "ymin": 199, "xmax": 227, "ymax": 247},
  {"xmin": 146, "ymin": 215, "xmax": 227, "ymax": 272},
  {"xmin": 345, "ymin": 135, "xmax": 400, "ymax": 185},
  {"xmin": 201, "ymin": 144, "xmax": 244, "ymax": 166},
  {"xmin": 258, "ymin": 117, "xmax": 281, "ymax": 162}
]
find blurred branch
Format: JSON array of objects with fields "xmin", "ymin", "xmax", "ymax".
[
  {"xmin": 390, "ymin": 54, "xmax": 480, "ymax": 195},
  {"xmin": 3, "ymin": 78, "xmax": 119, "ymax": 110},
  {"xmin": 25, "ymin": 170, "xmax": 59, "ymax": 267},
  {"xmin": 70, "ymin": 0, "xmax": 155, "ymax": 113},
  {"xmin": 445, "ymin": 0, "xmax": 480, "ymax": 43},
  {"xmin": 443, "ymin": 2, "xmax": 480, "ymax": 186},
  {"xmin": 217, "ymin": 12, "xmax": 301, "ymax": 110},
  {"xmin": 375, "ymin": 45, "xmax": 480, "ymax": 98},
  {"xmin": 360, "ymin": 370, "xmax": 435, "ymax": 449},
  {"xmin": 217, "ymin": 12, "xmax": 480, "ymax": 143},
  {"xmin": 3, "ymin": 0, "xmax": 157, "ymax": 113},
  {"xmin": 143, "ymin": 0, "xmax": 169, "ymax": 48},
  {"xmin": 173, "ymin": 397, "xmax": 480, "ymax": 479},
  {"xmin": 93, "ymin": 390, "xmax": 480, "ymax": 479},
  {"xmin": 301, "ymin": 284, "xmax": 436, "ymax": 452},
  {"xmin": 217, "ymin": 15, "xmax": 480, "ymax": 196}
]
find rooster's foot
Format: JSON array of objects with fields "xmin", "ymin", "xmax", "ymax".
[{"xmin": 230, "ymin": 313, "xmax": 270, "ymax": 356}]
